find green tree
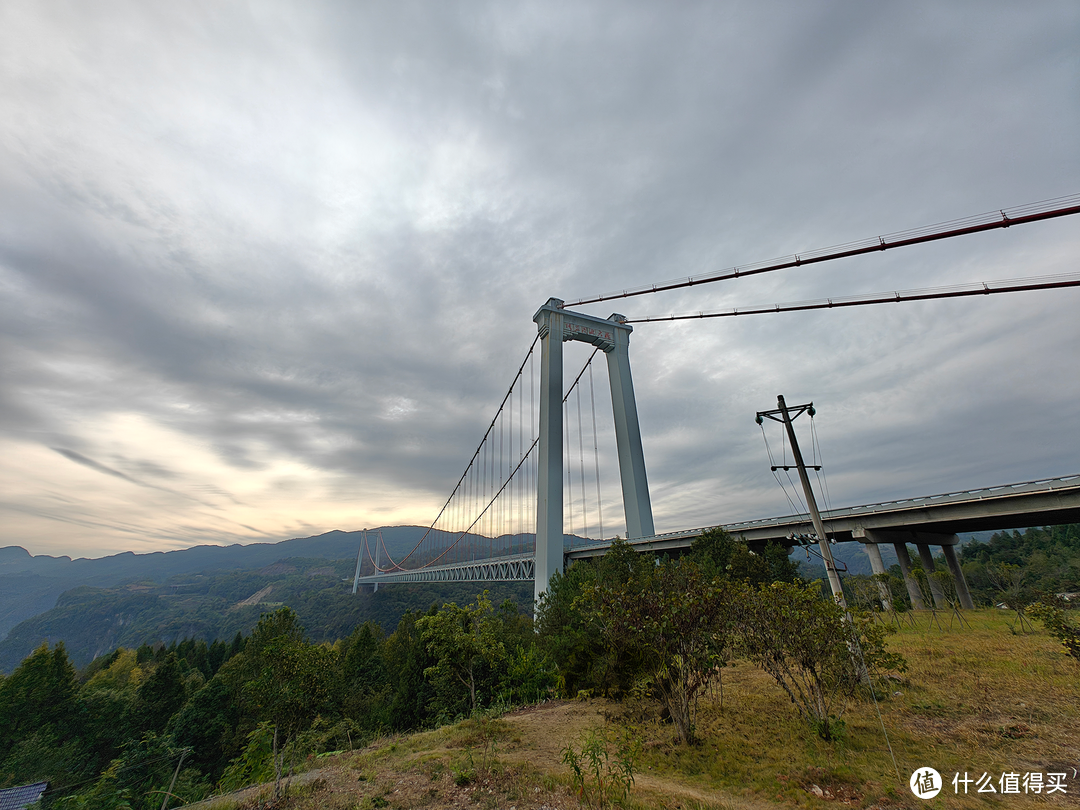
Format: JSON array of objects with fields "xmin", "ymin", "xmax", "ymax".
[
  {"xmin": 216, "ymin": 722, "xmax": 276, "ymax": 793},
  {"xmin": 986, "ymin": 562, "xmax": 1034, "ymax": 630},
  {"xmin": 417, "ymin": 593, "xmax": 507, "ymax": 716},
  {"xmin": 382, "ymin": 608, "xmax": 437, "ymax": 730},
  {"xmin": 333, "ymin": 621, "xmax": 391, "ymax": 732},
  {"xmin": 498, "ymin": 643, "xmax": 558, "ymax": 707},
  {"xmin": 0, "ymin": 641, "xmax": 78, "ymax": 739},
  {"xmin": 588, "ymin": 559, "xmax": 734, "ymax": 745},
  {"xmin": 761, "ymin": 541, "xmax": 802, "ymax": 583},
  {"xmin": 691, "ymin": 528, "xmax": 798, "ymax": 586},
  {"xmin": 535, "ymin": 562, "xmax": 606, "ymax": 697},
  {"xmin": 220, "ymin": 608, "xmax": 333, "ymax": 796},
  {"xmin": 55, "ymin": 732, "xmax": 205, "ymax": 810},
  {"xmin": 689, "ymin": 528, "xmax": 737, "ymax": 579},
  {"xmin": 77, "ymin": 649, "xmax": 145, "ymax": 779},
  {"xmin": 133, "ymin": 652, "xmax": 186, "ymax": 734},
  {"xmin": 0, "ymin": 641, "xmax": 79, "ymax": 771},
  {"xmin": 167, "ymin": 676, "xmax": 243, "ymax": 783},
  {"xmin": 1027, "ymin": 601, "xmax": 1080, "ymax": 660}
]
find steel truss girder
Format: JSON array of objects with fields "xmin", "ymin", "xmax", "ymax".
[{"xmin": 353, "ymin": 554, "xmax": 535, "ymax": 585}]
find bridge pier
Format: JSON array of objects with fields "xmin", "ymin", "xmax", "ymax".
[
  {"xmin": 862, "ymin": 541, "xmax": 892, "ymax": 611},
  {"xmin": 941, "ymin": 543, "xmax": 975, "ymax": 609},
  {"xmin": 915, "ymin": 542, "xmax": 947, "ymax": 608},
  {"xmin": 892, "ymin": 538, "xmax": 925, "ymax": 610},
  {"xmin": 857, "ymin": 528, "xmax": 974, "ymax": 611}
]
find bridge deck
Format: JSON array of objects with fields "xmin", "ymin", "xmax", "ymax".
[
  {"xmin": 567, "ymin": 474, "xmax": 1080, "ymax": 560},
  {"xmin": 353, "ymin": 475, "xmax": 1080, "ymax": 583},
  {"xmin": 354, "ymin": 552, "xmax": 535, "ymax": 585}
]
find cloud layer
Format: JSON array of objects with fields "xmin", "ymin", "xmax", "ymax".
[{"xmin": 1, "ymin": 1, "xmax": 1078, "ymax": 557}]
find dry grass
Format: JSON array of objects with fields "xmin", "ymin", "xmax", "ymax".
[
  {"xmin": 202, "ymin": 609, "xmax": 1079, "ymax": 809},
  {"xmin": 626, "ymin": 609, "xmax": 1080, "ymax": 808},
  {"xmin": 210, "ymin": 719, "xmax": 579, "ymax": 810}
]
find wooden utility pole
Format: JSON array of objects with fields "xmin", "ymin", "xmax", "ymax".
[
  {"xmin": 757, "ymin": 395, "xmax": 846, "ymax": 607},
  {"xmin": 160, "ymin": 748, "xmax": 190, "ymax": 810}
]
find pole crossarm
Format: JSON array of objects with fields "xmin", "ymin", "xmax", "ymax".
[
  {"xmin": 354, "ymin": 553, "xmax": 535, "ymax": 585},
  {"xmin": 757, "ymin": 401, "xmax": 815, "ymax": 423}
]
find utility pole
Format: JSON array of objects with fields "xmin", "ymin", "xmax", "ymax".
[
  {"xmin": 160, "ymin": 748, "xmax": 190, "ymax": 810},
  {"xmin": 756, "ymin": 395, "xmax": 846, "ymax": 607}
]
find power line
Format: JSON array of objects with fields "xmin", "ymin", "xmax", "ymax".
[
  {"xmin": 625, "ymin": 272, "xmax": 1080, "ymax": 323},
  {"xmin": 566, "ymin": 193, "xmax": 1080, "ymax": 306}
]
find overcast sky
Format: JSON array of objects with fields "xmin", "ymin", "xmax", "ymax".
[{"xmin": 1, "ymin": 1, "xmax": 1078, "ymax": 559}]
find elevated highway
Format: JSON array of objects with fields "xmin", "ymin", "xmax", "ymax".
[
  {"xmin": 356, "ymin": 475, "xmax": 1080, "ymax": 608},
  {"xmin": 566, "ymin": 474, "xmax": 1080, "ymax": 560},
  {"xmin": 567, "ymin": 474, "xmax": 1080, "ymax": 612}
]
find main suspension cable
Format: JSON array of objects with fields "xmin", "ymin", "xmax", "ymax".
[{"xmin": 378, "ymin": 335, "xmax": 540, "ymax": 571}]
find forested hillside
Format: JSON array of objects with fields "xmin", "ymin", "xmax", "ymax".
[
  {"xmin": 0, "ymin": 528, "xmax": 428, "ymax": 641},
  {"xmin": 0, "ymin": 556, "xmax": 531, "ymax": 672},
  {"xmin": 2, "ymin": 527, "xmax": 1077, "ymax": 808},
  {"xmin": 958, "ymin": 523, "xmax": 1080, "ymax": 604},
  {"xmin": 796, "ymin": 525, "xmax": 1080, "ymax": 611},
  {"xmin": 0, "ymin": 532, "xmax": 894, "ymax": 808}
]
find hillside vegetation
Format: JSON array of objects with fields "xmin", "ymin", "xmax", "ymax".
[
  {"xmin": 0, "ymin": 556, "xmax": 531, "ymax": 672},
  {"xmin": 156, "ymin": 610, "xmax": 1080, "ymax": 810},
  {"xmin": 2, "ymin": 527, "xmax": 1078, "ymax": 808},
  {"xmin": 0, "ymin": 528, "xmax": 431, "ymax": 643}
]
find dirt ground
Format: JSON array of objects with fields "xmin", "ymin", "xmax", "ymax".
[
  {"xmin": 192, "ymin": 699, "xmax": 768, "ymax": 810},
  {"xmin": 500, "ymin": 700, "xmax": 756, "ymax": 808}
]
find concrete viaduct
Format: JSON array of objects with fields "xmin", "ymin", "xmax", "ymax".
[{"xmin": 566, "ymin": 474, "xmax": 1080, "ymax": 611}]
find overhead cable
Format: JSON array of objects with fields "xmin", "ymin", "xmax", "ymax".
[
  {"xmin": 625, "ymin": 272, "xmax": 1080, "ymax": 323},
  {"xmin": 566, "ymin": 193, "xmax": 1080, "ymax": 307}
]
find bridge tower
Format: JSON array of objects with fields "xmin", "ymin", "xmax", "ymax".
[{"xmin": 533, "ymin": 298, "xmax": 654, "ymax": 603}]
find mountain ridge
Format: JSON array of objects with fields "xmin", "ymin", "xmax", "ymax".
[{"xmin": 0, "ymin": 527, "xmax": 431, "ymax": 641}]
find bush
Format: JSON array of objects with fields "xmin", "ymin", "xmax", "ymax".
[
  {"xmin": 734, "ymin": 581, "xmax": 905, "ymax": 741},
  {"xmin": 1027, "ymin": 601, "xmax": 1080, "ymax": 660}
]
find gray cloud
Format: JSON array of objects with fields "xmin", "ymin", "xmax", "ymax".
[
  {"xmin": 1, "ymin": 0, "xmax": 1078, "ymax": 555},
  {"xmin": 51, "ymin": 448, "xmax": 147, "ymax": 487}
]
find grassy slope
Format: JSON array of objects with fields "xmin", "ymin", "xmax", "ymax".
[
  {"xmin": 198, "ymin": 609, "xmax": 1079, "ymax": 810},
  {"xmin": 645, "ymin": 609, "xmax": 1080, "ymax": 808}
]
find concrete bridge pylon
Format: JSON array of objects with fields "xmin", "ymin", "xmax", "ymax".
[{"xmin": 533, "ymin": 298, "xmax": 654, "ymax": 603}]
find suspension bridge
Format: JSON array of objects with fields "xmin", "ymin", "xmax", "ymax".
[{"xmin": 353, "ymin": 194, "xmax": 1080, "ymax": 607}]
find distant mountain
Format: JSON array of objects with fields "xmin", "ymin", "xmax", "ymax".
[
  {"xmin": 0, "ymin": 551, "xmax": 533, "ymax": 673},
  {"xmin": 0, "ymin": 527, "xmax": 430, "ymax": 641}
]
